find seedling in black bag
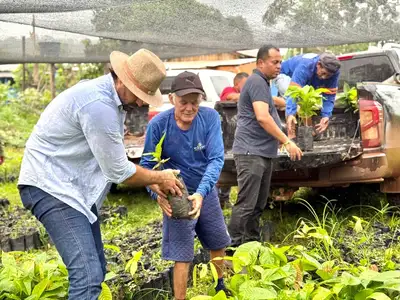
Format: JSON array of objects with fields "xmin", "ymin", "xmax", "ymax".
[{"xmin": 143, "ymin": 132, "xmax": 193, "ymax": 219}]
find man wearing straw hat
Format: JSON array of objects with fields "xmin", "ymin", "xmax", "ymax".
[{"xmin": 18, "ymin": 49, "xmax": 182, "ymax": 299}]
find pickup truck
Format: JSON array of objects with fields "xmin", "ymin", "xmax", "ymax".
[
  {"xmin": 215, "ymin": 48, "xmax": 400, "ymax": 202},
  {"xmin": 121, "ymin": 49, "xmax": 400, "ymax": 201}
]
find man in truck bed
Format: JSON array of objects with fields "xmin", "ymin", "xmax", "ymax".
[{"xmin": 283, "ymin": 53, "xmax": 341, "ymax": 138}]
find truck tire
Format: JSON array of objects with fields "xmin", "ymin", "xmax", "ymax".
[{"xmin": 387, "ymin": 193, "xmax": 400, "ymax": 207}]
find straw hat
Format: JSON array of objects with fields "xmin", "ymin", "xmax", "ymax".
[{"xmin": 110, "ymin": 49, "xmax": 166, "ymax": 107}]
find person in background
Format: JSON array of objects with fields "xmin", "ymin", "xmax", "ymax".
[
  {"xmin": 220, "ymin": 72, "xmax": 249, "ymax": 102},
  {"xmin": 140, "ymin": 71, "xmax": 231, "ymax": 299},
  {"xmin": 282, "ymin": 53, "xmax": 341, "ymax": 138},
  {"xmin": 270, "ymin": 73, "xmax": 290, "ymax": 110},
  {"xmin": 228, "ymin": 45, "xmax": 303, "ymax": 250},
  {"xmin": 17, "ymin": 49, "xmax": 182, "ymax": 300}
]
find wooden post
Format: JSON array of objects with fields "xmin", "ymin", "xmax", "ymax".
[
  {"xmin": 22, "ymin": 36, "xmax": 26, "ymax": 91},
  {"xmin": 50, "ymin": 63, "xmax": 56, "ymax": 99}
]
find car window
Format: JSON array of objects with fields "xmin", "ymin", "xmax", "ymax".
[
  {"xmin": 339, "ymin": 55, "xmax": 395, "ymax": 89},
  {"xmin": 210, "ymin": 76, "xmax": 231, "ymax": 97}
]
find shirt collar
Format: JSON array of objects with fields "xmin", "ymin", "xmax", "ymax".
[
  {"xmin": 107, "ymin": 73, "xmax": 123, "ymax": 109},
  {"xmin": 253, "ymin": 69, "xmax": 270, "ymax": 85}
]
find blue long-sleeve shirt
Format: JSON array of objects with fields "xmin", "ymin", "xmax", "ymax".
[
  {"xmin": 139, "ymin": 107, "xmax": 224, "ymax": 200},
  {"xmin": 281, "ymin": 54, "xmax": 340, "ymax": 118}
]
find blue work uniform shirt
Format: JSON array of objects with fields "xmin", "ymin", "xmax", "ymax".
[
  {"xmin": 140, "ymin": 107, "xmax": 224, "ymax": 200},
  {"xmin": 281, "ymin": 54, "xmax": 340, "ymax": 118}
]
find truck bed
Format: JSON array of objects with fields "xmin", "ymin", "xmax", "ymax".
[{"xmin": 214, "ymin": 101, "xmax": 363, "ymax": 173}]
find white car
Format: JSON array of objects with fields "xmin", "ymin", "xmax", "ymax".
[{"xmin": 148, "ymin": 69, "xmax": 236, "ymax": 120}]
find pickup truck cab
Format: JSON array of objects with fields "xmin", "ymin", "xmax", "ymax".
[{"xmin": 215, "ymin": 48, "xmax": 400, "ymax": 201}]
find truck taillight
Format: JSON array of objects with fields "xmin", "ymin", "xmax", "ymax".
[{"xmin": 359, "ymin": 100, "xmax": 383, "ymax": 148}]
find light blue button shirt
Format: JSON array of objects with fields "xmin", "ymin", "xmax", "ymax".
[{"xmin": 18, "ymin": 74, "xmax": 137, "ymax": 223}]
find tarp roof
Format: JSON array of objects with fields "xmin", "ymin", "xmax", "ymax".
[{"xmin": 0, "ymin": 0, "xmax": 398, "ymax": 63}]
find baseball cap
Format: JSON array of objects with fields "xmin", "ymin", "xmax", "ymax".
[
  {"xmin": 171, "ymin": 71, "xmax": 205, "ymax": 97},
  {"xmin": 319, "ymin": 53, "xmax": 341, "ymax": 74}
]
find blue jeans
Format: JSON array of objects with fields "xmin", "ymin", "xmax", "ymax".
[{"xmin": 18, "ymin": 185, "xmax": 106, "ymax": 300}]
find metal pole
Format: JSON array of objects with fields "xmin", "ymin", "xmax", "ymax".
[
  {"xmin": 50, "ymin": 63, "xmax": 56, "ymax": 99},
  {"xmin": 22, "ymin": 36, "xmax": 26, "ymax": 90}
]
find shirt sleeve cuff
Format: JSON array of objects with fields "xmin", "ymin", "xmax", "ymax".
[
  {"xmin": 195, "ymin": 189, "xmax": 206, "ymax": 199},
  {"xmin": 115, "ymin": 161, "xmax": 137, "ymax": 184},
  {"xmin": 320, "ymin": 112, "xmax": 332, "ymax": 118},
  {"xmin": 145, "ymin": 186, "xmax": 158, "ymax": 200}
]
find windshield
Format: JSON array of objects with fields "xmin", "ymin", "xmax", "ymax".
[{"xmin": 210, "ymin": 76, "xmax": 231, "ymax": 97}]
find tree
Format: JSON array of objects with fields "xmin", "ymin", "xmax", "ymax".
[
  {"xmin": 263, "ymin": 0, "xmax": 400, "ymax": 47},
  {"xmin": 85, "ymin": 0, "xmax": 255, "ymax": 59}
]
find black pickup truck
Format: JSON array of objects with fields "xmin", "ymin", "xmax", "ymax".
[{"xmin": 214, "ymin": 49, "xmax": 400, "ymax": 200}]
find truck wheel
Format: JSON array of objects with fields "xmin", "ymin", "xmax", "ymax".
[
  {"xmin": 110, "ymin": 183, "xmax": 118, "ymax": 194},
  {"xmin": 387, "ymin": 193, "xmax": 400, "ymax": 207}
]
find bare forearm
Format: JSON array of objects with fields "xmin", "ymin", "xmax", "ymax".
[
  {"xmin": 258, "ymin": 116, "xmax": 289, "ymax": 144},
  {"xmin": 273, "ymin": 96, "xmax": 286, "ymax": 108},
  {"xmin": 226, "ymin": 93, "xmax": 240, "ymax": 102},
  {"xmin": 122, "ymin": 164, "xmax": 164, "ymax": 187}
]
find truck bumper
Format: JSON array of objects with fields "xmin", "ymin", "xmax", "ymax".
[{"xmin": 219, "ymin": 151, "xmax": 389, "ymax": 188}]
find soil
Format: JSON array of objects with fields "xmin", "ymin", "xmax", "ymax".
[
  {"xmin": 296, "ymin": 126, "xmax": 314, "ymax": 151},
  {"xmin": 99, "ymin": 205, "xmax": 128, "ymax": 223},
  {"xmin": 167, "ymin": 175, "xmax": 193, "ymax": 219}
]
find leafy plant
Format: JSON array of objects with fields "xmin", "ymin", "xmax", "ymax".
[
  {"xmin": 0, "ymin": 250, "xmax": 69, "ymax": 299},
  {"xmin": 190, "ymin": 241, "xmax": 400, "ymax": 300},
  {"xmin": 291, "ymin": 198, "xmax": 343, "ymax": 260},
  {"xmin": 142, "ymin": 132, "xmax": 170, "ymax": 170},
  {"xmin": 336, "ymin": 82, "xmax": 359, "ymax": 113},
  {"xmin": 285, "ymin": 85, "xmax": 330, "ymax": 125}
]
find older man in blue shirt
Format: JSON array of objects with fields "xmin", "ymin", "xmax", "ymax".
[
  {"xmin": 140, "ymin": 71, "xmax": 231, "ymax": 299},
  {"xmin": 18, "ymin": 49, "xmax": 182, "ymax": 300},
  {"xmin": 282, "ymin": 53, "xmax": 341, "ymax": 137}
]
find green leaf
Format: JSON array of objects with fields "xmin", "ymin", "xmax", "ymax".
[
  {"xmin": 98, "ymin": 282, "xmax": 113, "ymax": 300},
  {"xmin": 366, "ymin": 292, "xmax": 391, "ymax": 300},
  {"xmin": 103, "ymin": 244, "xmax": 121, "ymax": 253},
  {"xmin": 200, "ymin": 263, "xmax": 208, "ymax": 279},
  {"xmin": 240, "ymin": 287, "xmax": 277, "ymax": 300},
  {"xmin": 353, "ymin": 216, "xmax": 364, "ymax": 233},
  {"xmin": 125, "ymin": 250, "xmax": 142, "ymax": 277},
  {"xmin": 300, "ymin": 252, "xmax": 322, "ymax": 271},
  {"xmin": 210, "ymin": 263, "xmax": 219, "ymax": 287},
  {"xmin": 31, "ymin": 278, "xmax": 50, "ymax": 298},
  {"xmin": 233, "ymin": 241, "xmax": 262, "ymax": 271},
  {"xmin": 212, "ymin": 290, "xmax": 229, "ymax": 300},
  {"xmin": 190, "ymin": 296, "xmax": 213, "ymax": 300},
  {"xmin": 41, "ymin": 287, "xmax": 67, "ymax": 298},
  {"xmin": 312, "ymin": 287, "xmax": 333, "ymax": 300},
  {"xmin": 355, "ymin": 289, "xmax": 374, "ymax": 300},
  {"xmin": 1, "ymin": 294, "xmax": 22, "ymax": 300},
  {"xmin": 229, "ymin": 274, "xmax": 246, "ymax": 292},
  {"xmin": 259, "ymin": 247, "xmax": 278, "ymax": 267},
  {"xmin": 23, "ymin": 278, "xmax": 32, "ymax": 296},
  {"xmin": 270, "ymin": 245, "xmax": 290, "ymax": 265},
  {"xmin": 341, "ymin": 271, "xmax": 361, "ymax": 286},
  {"xmin": 372, "ymin": 271, "xmax": 400, "ymax": 282},
  {"xmin": 2, "ymin": 252, "xmax": 17, "ymax": 268},
  {"xmin": 104, "ymin": 271, "xmax": 118, "ymax": 281}
]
